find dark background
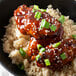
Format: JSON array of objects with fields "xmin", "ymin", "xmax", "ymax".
[{"xmin": 0, "ymin": 0, "xmax": 76, "ymax": 76}]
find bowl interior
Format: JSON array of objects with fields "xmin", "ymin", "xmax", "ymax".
[{"xmin": 0, "ymin": 0, "xmax": 76, "ymax": 76}]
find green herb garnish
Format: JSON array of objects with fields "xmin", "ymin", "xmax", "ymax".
[
  {"xmin": 37, "ymin": 44, "xmax": 43, "ymax": 51},
  {"xmin": 34, "ymin": 12, "xmax": 41, "ymax": 20},
  {"xmin": 72, "ymin": 35, "xmax": 76, "ymax": 39},
  {"xmin": 18, "ymin": 64, "xmax": 24, "ymax": 70},
  {"xmin": 44, "ymin": 59, "xmax": 51, "ymax": 66},
  {"xmin": 19, "ymin": 48, "xmax": 26, "ymax": 57},
  {"xmin": 39, "ymin": 19, "xmax": 50, "ymax": 30},
  {"xmin": 36, "ymin": 55, "xmax": 41, "ymax": 61},
  {"xmin": 52, "ymin": 42, "xmax": 61, "ymax": 48},
  {"xmin": 34, "ymin": 5, "xmax": 39, "ymax": 10},
  {"xmin": 58, "ymin": 15, "xmax": 65, "ymax": 24},
  {"xmin": 39, "ymin": 48, "xmax": 46, "ymax": 53},
  {"xmin": 40, "ymin": 9, "xmax": 46, "ymax": 12},
  {"xmin": 50, "ymin": 24, "xmax": 56, "ymax": 32},
  {"xmin": 32, "ymin": 8, "xmax": 35, "ymax": 13},
  {"xmin": 60, "ymin": 53, "xmax": 67, "ymax": 60}
]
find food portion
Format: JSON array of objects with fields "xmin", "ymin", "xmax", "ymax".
[
  {"xmin": 36, "ymin": 39, "xmax": 76, "ymax": 70},
  {"xmin": 14, "ymin": 5, "xmax": 62, "ymax": 39},
  {"xmin": 14, "ymin": 5, "xmax": 76, "ymax": 70},
  {"xmin": 3, "ymin": 4, "xmax": 76, "ymax": 76},
  {"xmin": 27, "ymin": 36, "xmax": 76, "ymax": 70}
]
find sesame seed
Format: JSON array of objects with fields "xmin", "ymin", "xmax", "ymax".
[
  {"xmin": 48, "ymin": 19, "xmax": 50, "ymax": 22},
  {"xmin": 27, "ymin": 29, "xmax": 29, "ymax": 30},
  {"xmin": 21, "ymin": 11, "xmax": 25, "ymax": 14},
  {"xmin": 57, "ymin": 60, "xmax": 60, "ymax": 63},
  {"xmin": 20, "ymin": 25, "xmax": 25, "ymax": 29},
  {"xmin": 17, "ymin": 12, "xmax": 20, "ymax": 15},
  {"xmin": 64, "ymin": 44, "xmax": 66, "ymax": 46},
  {"xmin": 35, "ymin": 31, "xmax": 37, "ymax": 33},
  {"xmin": 45, "ymin": 30, "xmax": 50, "ymax": 33},
  {"xmin": 30, "ymin": 38, "xmax": 36, "ymax": 46},
  {"xmin": 33, "ymin": 33, "xmax": 35, "ymax": 35},
  {"xmin": 59, "ymin": 48, "xmax": 62, "ymax": 51},
  {"xmin": 18, "ymin": 19, "xmax": 20, "ymax": 23},
  {"xmin": 21, "ymin": 19, "xmax": 26, "ymax": 23},
  {"xmin": 15, "ymin": 16, "xmax": 17, "ymax": 20},
  {"xmin": 32, "ymin": 25, "xmax": 33, "ymax": 27},
  {"xmin": 45, "ymin": 34, "xmax": 47, "ymax": 36},
  {"xmin": 52, "ymin": 18, "xmax": 54, "ymax": 22},
  {"xmin": 46, "ymin": 47, "xmax": 48, "ymax": 49}
]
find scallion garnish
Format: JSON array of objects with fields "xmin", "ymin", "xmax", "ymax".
[
  {"xmin": 32, "ymin": 9, "xmax": 35, "ymax": 13},
  {"xmin": 34, "ymin": 5, "xmax": 39, "ymax": 10},
  {"xmin": 39, "ymin": 48, "xmax": 46, "ymax": 53},
  {"xmin": 58, "ymin": 15, "xmax": 65, "ymax": 24},
  {"xmin": 52, "ymin": 42, "xmax": 61, "ymax": 48},
  {"xmin": 72, "ymin": 35, "xmax": 76, "ymax": 39},
  {"xmin": 36, "ymin": 55, "xmax": 41, "ymax": 61},
  {"xmin": 37, "ymin": 12, "xmax": 41, "ymax": 19},
  {"xmin": 34, "ymin": 12, "xmax": 39, "ymax": 18},
  {"xmin": 44, "ymin": 59, "xmax": 51, "ymax": 66},
  {"xmin": 20, "ymin": 65, "xmax": 24, "ymax": 70},
  {"xmin": 60, "ymin": 53, "xmax": 67, "ymax": 60},
  {"xmin": 18, "ymin": 64, "xmax": 24, "ymax": 70},
  {"xmin": 39, "ymin": 19, "xmax": 50, "ymax": 30},
  {"xmin": 40, "ymin": 9, "xmax": 46, "ymax": 12},
  {"xmin": 50, "ymin": 24, "xmax": 56, "ymax": 32},
  {"xmin": 34, "ymin": 12, "xmax": 41, "ymax": 20},
  {"xmin": 37, "ymin": 44, "xmax": 43, "ymax": 51},
  {"xmin": 19, "ymin": 48, "xmax": 26, "ymax": 57}
]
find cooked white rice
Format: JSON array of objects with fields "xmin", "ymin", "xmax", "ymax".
[{"xmin": 3, "ymin": 5, "xmax": 76, "ymax": 76}]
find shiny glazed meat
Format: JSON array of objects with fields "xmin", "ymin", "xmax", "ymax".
[
  {"xmin": 37, "ymin": 39, "xmax": 76, "ymax": 70},
  {"xmin": 27, "ymin": 26, "xmax": 64, "ymax": 58},
  {"xmin": 14, "ymin": 5, "xmax": 76, "ymax": 70},
  {"xmin": 14, "ymin": 5, "xmax": 61, "ymax": 39},
  {"xmin": 27, "ymin": 37, "xmax": 38, "ymax": 57}
]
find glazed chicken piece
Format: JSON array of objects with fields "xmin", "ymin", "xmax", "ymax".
[
  {"xmin": 36, "ymin": 39, "xmax": 76, "ymax": 70},
  {"xmin": 14, "ymin": 4, "xmax": 76, "ymax": 71},
  {"xmin": 27, "ymin": 37, "xmax": 39, "ymax": 57},
  {"xmin": 14, "ymin": 5, "xmax": 61, "ymax": 39},
  {"xmin": 27, "ymin": 25, "xmax": 63, "ymax": 58}
]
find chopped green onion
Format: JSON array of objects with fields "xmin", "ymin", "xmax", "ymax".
[
  {"xmin": 36, "ymin": 55, "xmax": 41, "ymax": 61},
  {"xmin": 39, "ymin": 48, "xmax": 46, "ymax": 53},
  {"xmin": 18, "ymin": 64, "xmax": 24, "ymax": 70},
  {"xmin": 34, "ymin": 12, "xmax": 41, "ymax": 20},
  {"xmin": 34, "ymin": 12, "xmax": 39, "ymax": 18},
  {"xmin": 50, "ymin": 24, "xmax": 56, "ymax": 32},
  {"xmin": 60, "ymin": 53, "xmax": 67, "ymax": 60},
  {"xmin": 72, "ymin": 35, "xmax": 76, "ymax": 39},
  {"xmin": 52, "ymin": 42, "xmax": 61, "ymax": 48},
  {"xmin": 37, "ymin": 44, "xmax": 43, "ymax": 51},
  {"xmin": 19, "ymin": 48, "xmax": 26, "ymax": 57},
  {"xmin": 34, "ymin": 5, "xmax": 39, "ymax": 10},
  {"xmin": 40, "ymin": 9, "xmax": 46, "ymax": 12},
  {"xmin": 39, "ymin": 19, "xmax": 50, "ymax": 30},
  {"xmin": 58, "ymin": 15, "xmax": 65, "ymax": 24},
  {"xmin": 32, "ymin": 9, "xmax": 35, "ymax": 13},
  {"xmin": 44, "ymin": 59, "xmax": 51, "ymax": 66},
  {"xmin": 37, "ymin": 12, "xmax": 41, "ymax": 19},
  {"xmin": 20, "ymin": 65, "xmax": 24, "ymax": 70}
]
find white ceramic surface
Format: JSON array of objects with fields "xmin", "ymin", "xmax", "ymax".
[{"xmin": 0, "ymin": 64, "xmax": 14, "ymax": 76}]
